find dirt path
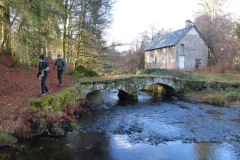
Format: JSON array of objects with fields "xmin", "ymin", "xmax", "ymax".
[{"xmin": 0, "ymin": 54, "xmax": 79, "ymax": 134}]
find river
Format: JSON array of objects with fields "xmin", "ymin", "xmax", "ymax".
[{"xmin": 1, "ymin": 89, "xmax": 240, "ymax": 160}]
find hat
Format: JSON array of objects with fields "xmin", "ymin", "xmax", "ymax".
[
  {"xmin": 39, "ymin": 55, "xmax": 44, "ymax": 60},
  {"xmin": 57, "ymin": 54, "xmax": 61, "ymax": 57}
]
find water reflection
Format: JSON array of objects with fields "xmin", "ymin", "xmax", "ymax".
[
  {"xmin": 66, "ymin": 132, "xmax": 112, "ymax": 160},
  {"xmin": 1, "ymin": 89, "xmax": 240, "ymax": 160},
  {"xmin": 194, "ymin": 142, "xmax": 238, "ymax": 160},
  {"xmin": 109, "ymin": 135, "xmax": 239, "ymax": 160},
  {"xmin": 86, "ymin": 89, "xmax": 120, "ymax": 107},
  {"xmin": 0, "ymin": 137, "xmax": 73, "ymax": 160}
]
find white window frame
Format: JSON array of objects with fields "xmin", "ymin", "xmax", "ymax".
[{"xmin": 149, "ymin": 55, "xmax": 156, "ymax": 63}]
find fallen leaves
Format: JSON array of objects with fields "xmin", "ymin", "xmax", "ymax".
[{"xmin": 0, "ymin": 54, "xmax": 79, "ymax": 135}]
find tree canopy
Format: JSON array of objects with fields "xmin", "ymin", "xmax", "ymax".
[{"xmin": 0, "ymin": 0, "xmax": 115, "ymax": 72}]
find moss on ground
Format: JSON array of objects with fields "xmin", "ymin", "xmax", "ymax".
[
  {"xmin": 25, "ymin": 86, "xmax": 83, "ymax": 136},
  {"xmin": 0, "ymin": 133, "xmax": 17, "ymax": 147},
  {"xmin": 70, "ymin": 123, "xmax": 77, "ymax": 129},
  {"xmin": 30, "ymin": 87, "xmax": 81, "ymax": 114},
  {"xmin": 26, "ymin": 106, "xmax": 37, "ymax": 114}
]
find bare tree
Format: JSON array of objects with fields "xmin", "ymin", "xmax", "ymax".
[
  {"xmin": 197, "ymin": 0, "xmax": 228, "ymax": 17},
  {"xmin": 194, "ymin": 13, "xmax": 239, "ymax": 72},
  {"xmin": 114, "ymin": 31, "xmax": 151, "ymax": 73}
]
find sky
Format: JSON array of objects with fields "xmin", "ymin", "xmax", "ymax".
[{"xmin": 106, "ymin": 0, "xmax": 240, "ymax": 51}]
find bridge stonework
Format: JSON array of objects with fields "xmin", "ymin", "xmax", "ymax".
[{"xmin": 77, "ymin": 76, "xmax": 185, "ymax": 99}]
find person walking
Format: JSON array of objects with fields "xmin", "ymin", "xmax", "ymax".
[
  {"xmin": 53, "ymin": 54, "xmax": 67, "ymax": 87},
  {"xmin": 37, "ymin": 55, "xmax": 51, "ymax": 96}
]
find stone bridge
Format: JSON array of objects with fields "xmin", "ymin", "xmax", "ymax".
[{"xmin": 76, "ymin": 75, "xmax": 185, "ymax": 100}]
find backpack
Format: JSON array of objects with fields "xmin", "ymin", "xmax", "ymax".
[
  {"xmin": 46, "ymin": 60, "xmax": 52, "ymax": 73},
  {"xmin": 62, "ymin": 58, "xmax": 67, "ymax": 70}
]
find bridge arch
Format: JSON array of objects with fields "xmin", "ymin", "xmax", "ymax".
[
  {"xmin": 85, "ymin": 88, "xmax": 137, "ymax": 101},
  {"xmin": 152, "ymin": 83, "xmax": 176, "ymax": 96},
  {"xmin": 78, "ymin": 76, "xmax": 183, "ymax": 100}
]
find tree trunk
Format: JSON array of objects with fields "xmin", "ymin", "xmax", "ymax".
[
  {"xmin": 0, "ymin": 2, "xmax": 11, "ymax": 56},
  {"xmin": 62, "ymin": 0, "xmax": 69, "ymax": 59}
]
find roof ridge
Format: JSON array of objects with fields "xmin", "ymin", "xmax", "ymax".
[
  {"xmin": 145, "ymin": 26, "xmax": 192, "ymax": 51},
  {"xmin": 157, "ymin": 27, "xmax": 189, "ymax": 37}
]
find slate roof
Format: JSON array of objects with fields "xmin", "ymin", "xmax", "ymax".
[{"xmin": 145, "ymin": 26, "xmax": 193, "ymax": 51}]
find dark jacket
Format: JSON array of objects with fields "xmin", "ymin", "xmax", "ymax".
[
  {"xmin": 37, "ymin": 60, "xmax": 48, "ymax": 77},
  {"xmin": 54, "ymin": 58, "xmax": 67, "ymax": 71}
]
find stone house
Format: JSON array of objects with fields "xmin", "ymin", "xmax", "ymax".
[{"xmin": 144, "ymin": 20, "xmax": 209, "ymax": 71}]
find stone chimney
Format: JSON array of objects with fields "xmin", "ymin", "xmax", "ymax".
[{"xmin": 185, "ymin": 20, "xmax": 193, "ymax": 29}]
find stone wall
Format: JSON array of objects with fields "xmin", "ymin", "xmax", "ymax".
[
  {"xmin": 145, "ymin": 47, "xmax": 175, "ymax": 69},
  {"xmin": 175, "ymin": 28, "xmax": 208, "ymax": 71}
]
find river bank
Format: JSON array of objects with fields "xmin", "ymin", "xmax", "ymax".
[
  {"xmin": 1, "ymin": 89, "xmax": 240, "ymax": 159},
  {"xmin": 137, "ymin": 68, "xmax": 240, "ymax": 107},
  {"xmin": 1, "ymin": 61, "xmax": 240, "ymax": 146}
]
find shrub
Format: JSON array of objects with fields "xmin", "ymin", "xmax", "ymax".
[{"xmin": 75, "ymin": 65, "xmax": 99, "ymax": 77}]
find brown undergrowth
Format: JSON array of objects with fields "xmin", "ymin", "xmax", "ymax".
[{"xmin": 0, "ymin": 54, "xmax": 82, "ymax": 137}]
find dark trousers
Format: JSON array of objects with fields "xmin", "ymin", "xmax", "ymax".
[
  {"xmin": 57, "ymin": 69, "xmax": 63, "ymax": 85},
  {"xmin": 41, "ymin": 72, "xmax": 49, "ymax": 94}
]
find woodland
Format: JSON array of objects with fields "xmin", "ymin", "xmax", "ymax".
[{"xmin": 0, "ymin": 0, "xmax": 240, "ymax": 137}]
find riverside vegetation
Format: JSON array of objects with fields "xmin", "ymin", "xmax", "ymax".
[
  {"xmin": 1, "ymin": 60, "xmax": 240, "ymax": 146},
  {"xmin": 137, "ymin": 68, "xmax": 240, "ymax": 107}
]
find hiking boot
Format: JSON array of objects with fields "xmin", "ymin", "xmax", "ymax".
[
  {"xmin": 47, "ymin": 90, "xmax": 51, "ymax": 94},
  {"xmin": 58, "ymin": 84, "xmax": 63, "ymax": 87},
  {"xmin": 42, "ymin": 93, "xmax": 46, "ymax": 97}
]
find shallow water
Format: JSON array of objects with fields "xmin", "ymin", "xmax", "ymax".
[{"xmin": 1, "ymin": 89, "xmax": 240, "ymax": 160}]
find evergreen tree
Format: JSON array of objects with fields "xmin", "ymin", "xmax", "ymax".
[{"xmin": 0, "ymin": 0, "xmax": 115, "ymax": 74}]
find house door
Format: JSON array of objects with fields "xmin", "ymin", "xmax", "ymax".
[{"xmin": 179, "ymin": 56, "xmax": 185, "ymax": 69}]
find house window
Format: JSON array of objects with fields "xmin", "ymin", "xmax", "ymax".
[
  {"xmin": 148, "ymin": 55, "xmax": 156, "ymax": 63},
  {"xmin": 180, "ymin": 44, "xmax": 185, "ymax": 52},
  {"xmin": 195, "ymin": 59, "xmax": 201, "ymax": 68}
]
